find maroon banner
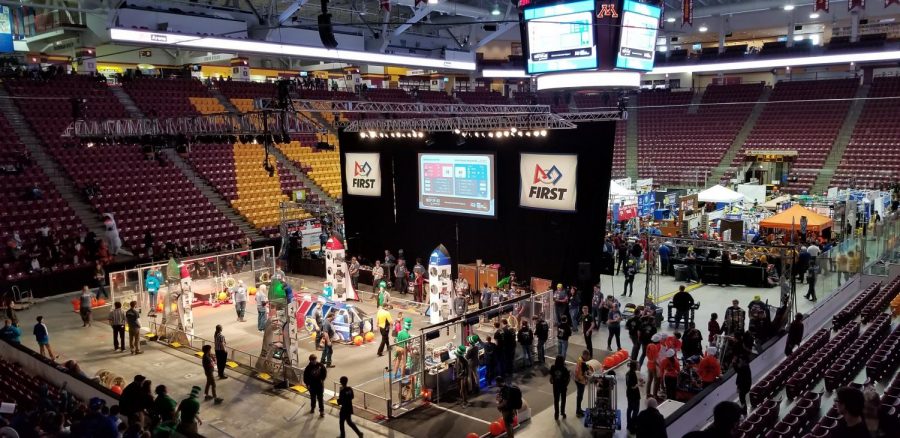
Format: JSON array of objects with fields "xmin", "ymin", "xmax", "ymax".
[
  {"xmin": 815, "ymin": 0, "xmax": 829, "ymax": 12},
  {"xmin": 848, "ymin": 0, "xmax": 865, "ymax": 10},
  {"xmin": 659, "ymin": 0, "xmax": 666, "ymax": 29},
  {"xmin": 682, "ymin": 0, "xmax": 692, "ymax": 27},
  {"xmin": 887, "ymin": 0, "xmax": 900, "ymax": 7},
  {"xmin": 380, "ymin": 0, "xmax": 390, "ymax": 12}
]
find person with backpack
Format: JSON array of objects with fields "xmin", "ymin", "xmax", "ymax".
[
  {"xmin": 534, "ymin": 316, "xmax": 550, "ymax": 365},
  {"xmin": 549, "ymin": 355, "xmax": 570, "ymax": 420},
  {"xmin": 517, "ymin": 320, "xmax": 534, "ymax": 367},
  {"xmin": 497, "ymin": 379, "xmax": 522, "ymax": 438}
]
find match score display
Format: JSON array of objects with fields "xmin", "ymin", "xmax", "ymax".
[
  {"xmin": 524, "ymin": 0, "xmax": 598, "ymax": 74},
  {"xmin": 418, "ymin": 153, "xmax": 496, "ymax": 217},
  {"xmin": 615, "ymin": 0, "xmax": 661, "ymax": 71}
]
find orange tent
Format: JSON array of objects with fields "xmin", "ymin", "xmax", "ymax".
[{"xmin": 759, "ymin": 204, "xmax": 833, "ymax": 232}]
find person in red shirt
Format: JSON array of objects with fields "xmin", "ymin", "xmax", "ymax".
[
  {"xmin": 645, "ymin": 334, "xmax": 661, "ymax": 397},
  {"xmin": 708, "ymin": 313, "xmax": 721, "ymax": 344},
  {"xmin": 661, "ymin": 349, "xmax": 680, "ymax": 401},
  {"xmin": 698, "ymin": 347, "xmax": 722, "ymax": 387}
]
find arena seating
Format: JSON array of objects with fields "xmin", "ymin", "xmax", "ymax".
[
  {"xmin": 276, "ymin": 141, "xmax": 343, "ymax": 199},
  {"xmin": 832, "ymin": 76, "xmax": 900, "ymax": 189},
  {"xmin": 0, "ymin": 358, "xmax": 76, "ymax": 407},
  {"xmin": 612, "ymin": 121, "xmax": 626, "ymax": 179},
  {"xmin": 185, "ymin": 142, "xmax": 310, "ymax": 237},
  {"xmin": 5, "ymin": 75, "xmax": 244, "ymax": 255},
  {"xmin": 122, "ymin": 77, "xmax": 214, "ymax": 117},
  {"xmin": 216, "ymin": 81, "xmax": 276, "ymax": 100},
  {"xmin": 637, "ymin": 84, "xmax": 763, "ymax": 186},
  {"xmin": 415, "ymin": 90, "xmax": 454, "ymax": 104},
  {"xmin": 729, "ymin": 78, "xmax": 858, "ymax": 194},
  {"xmin": 365, "ymin": 88, "xmax": 414, "ymax": 102},
  {"xmin": 456, "ymin": 90, "xmax": 509, "ymax": 105},
  {"xmin": 0, "ymin": 112, "xmax": 85, "ymax": 280}
]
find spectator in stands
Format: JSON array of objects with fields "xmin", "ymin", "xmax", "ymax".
[
  {"xmin": 153, "ymin": 384, "xmax": 177, "ymax": 425},
  {"xmin": 201, "ymin": 344, "xmax": 223, "ymax": 404},
  {"xmin": 835, "ymin": 386, "xmax": 870, "ymax": 437},
  {"xmin": 32, "ymin": 316, "xmax": 56, "ymax": 360},
  {"xmin": 785, "ymin": 313, "xmax": 805, "ymax": 355},
  {"xmin": 120, "ymin": 375, "xmax": 146, "ymax": 418},
  {"xmin": 684, "ymin": 401, "xmax": 743, "ymax": 438},
  {"xmin": 633, "ymin": 398, "xmax": 666, "ymax": 438},
  {"xmin": 175, "ymin": 386, "xmax": 203, "ymax": 436},
  {"xmin": 71, "ymin": 397, "xmax": 118, "ymax": 438},
  {"xmin": 79, "ymin": 286, "xmax": 92, "ymax": 327},
  {"xmin": 698, "ymin": 347, "xmax": 722, "ymax": 387},
  {"xmin": 125, "ymin": 301, "xmax": 141, "ymax": 354},
  {"xmin": 0, "ymin": 318, "xmax": 21, "ymax": 344}
]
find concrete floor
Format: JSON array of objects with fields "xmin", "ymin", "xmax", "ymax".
[{"xmin": 13, "ymin": 267, "xmax": 833, "ymax": 438}]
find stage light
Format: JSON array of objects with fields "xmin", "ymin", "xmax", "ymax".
[
  {"xmin": 516, "ymin": 131, "xmax": 523, "ymax": 137},
  {"xmin": 504, "ymin": 131, "xmax": 510, "ymax": 137},
  {"xmin": 360, "ymin": 133, "xmax": 367, "ymax": 139},
  {"xmin": 417, "ymin": 132, "xmax": 424, "ymax": 138},
  {"xmin": 510, "ymin": 127, "xmax": 517, "ymax": 133},
  {"xmin": 666, "ymin": 17, "xmax": 675, "ymax": 23},
  {"xmin": 368, "ymin": 130, "xmax": 377, "ymax": 138},
  {"xmin": 525, "ymin": 131, "xmax": 532, "ymax": 137},
  {"xmin": 86, "ymin": 142, "xmax": 95, "ymax": 148},
  {"xmin": 453, "ymin": 129, "xmax": 461, "ymax": 134},
  {"xmin": 540, "ymin": 130, "xmax": 547, "ymax": 137},
  {"xmin": 488, "ymin": 132, "xmax": 494, "ymax": 138}
]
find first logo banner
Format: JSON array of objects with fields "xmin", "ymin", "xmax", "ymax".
[
  {"xmin": 520, "ymin": 153, "xmax": 578, "ymax": 211},
  {"xmin": 345, "ymin": 152, "xmax": 382, "ymax": 197}
]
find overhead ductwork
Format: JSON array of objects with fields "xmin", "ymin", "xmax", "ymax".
[{"xmin": 393, "ymin": 0, "xmax": 492, "ymax": 19}]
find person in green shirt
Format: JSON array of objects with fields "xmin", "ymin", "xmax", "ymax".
[
  {"xmin": 392, "ymin": 317, "xmax": 413, "ymax": 378},
  {"xmin": 176, "ymin": 386, "xmax": 202, "ymax": 436},
  {"xmin": 153, "ymin": 384, "xmax": 178, "ymax": 423}
]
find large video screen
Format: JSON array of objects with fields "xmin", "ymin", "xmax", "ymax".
[
  {"xmin": 616, "ymin": 0, "xmax": 661, "ymax": 71},
  {"xmin": 418, "ymin": 153, "xmax": 496, "ymax": 217},
  {"xmin": 524, "ymin": 0, "xmax": 597, "ymax": 75}
]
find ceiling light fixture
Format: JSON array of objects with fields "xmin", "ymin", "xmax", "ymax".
[
  {"xmin": 809, "ymin": 13, "xmax": 820, "ymax": 19},
  {"xmin": 491, "ymin": 4, "xmax": 501, "ymax": 15},
  {"xmin": 666, "ymin": 17, "xmax": 676, "ymax": 23},
  {"xmin": 699, "ymin": 26, "xmax": 709, "ymax": 32},
  {"xmin": 428, "ymin": 0, "xmax": 438, "ymax": 4},
  {"xmin": 783, "ymin": 5, "xmax": 795, "ymax": 11}
]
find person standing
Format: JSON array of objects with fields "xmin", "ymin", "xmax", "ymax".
[
  {"xmin": 633, "ymin": 398, "xmax": 667, "ymax": 438},
  {"xmin": 201, "ymin": 345, "xmax": 223, "ymax": 404},
  {"xmin": 349, "ymin": 257, "xmax": 360, "ymax": 291},
  {"xmin": 672, "ymin": 285, "xmax": 694, "ymax": 330},
  {"xmin": 622, "ymin": 259, "xmax": 636, "ymax": 297},
  {"xmin": 625, "ymin": 360, "xmax": 641, "ymax": 431},
  {"xmin": 502, "ymin": 319, "xmax": 516, "ymax": 377},
  {"xmin": 626, "ymin": 310, "xmax": 642, "ymax": 361},
  {"xmin": 805, "ymin": 262, "xmax": 819, "ymax": 301},
  {"xmin": 580, "ymin": 306, "xmax": 596, "ymax": 356},
  {"xmin": 108, "ymin": 301, "xmax": 126, "ymax": 352},
  {"xmin": 376, "ymin": 305, "xmax": 392, "ymax": 357},
  {"xmin": 661, "ymin": 349, "xmax": 680, "ymax": 400},
  {"xmin": 638, "ymin": 309, "xmax": 657, "ymax": 366},
  {"xmin": 153, "ymin": 384, "xmax": 177, "ymax": 424},
  {"xmin": 785, "ymin": 313, "xmax": 805, "ymax": 356},
  {"xmin": 175, "ymin": 386, "xmax": 203, "ymax": 436},
  {"xmin": 233, "ymin": 281, "xmax": 248, "ymax": 322},
  {"xmin": 834, "ymin": 386, "xmax": 871, "ymax": 437},
  {"xmin": 683, "ymin": 322, "xmax": 703, "ymax": 359},
  {"xmin": 303, "ymin": 354, "xmax": 327, "ymax": 417},
  {"xmin": 590, "ymin": 285, "xmax": 603, "ymax": 325},
  {"xmin": 126, "ymin": 301, "xmax": 142, "ymax": 355},
  {"xmin": 394, "ymin": 260, "xmax": 408, "ymax": 294},
  {"xmin": 94, "ymin": 261, "xmax": 108, "ymax": 299},
  {"xmin": 493, "ymin": 321, "xmax": 507, "ymax": 379},
  {"xmin": 659, "ymin": 242, "xmax": 671, "ymax": 276},
  {"xmin": 383, "ymin": 250, "xmax": 396, "ymax": 284},
  {"xmin": 553, "ymin": 284, "xmax": 569, "ymax": 324},
  {"xmin": 321, "ymin": 313, "xmax": 336, "ymax": 368},
  {"xmin": 496, "ymin": 380, "xmax": 519, "ymax": 438},
  {"xmin": 719, "ymin": 251, "xmax": 732, "ymax": 287},
  {"xmin": 371, "ymin": 260, "xmax": 384, "ymax": 292},
  {"xmin": 517, "ymin": 320, "xmax": 534, "ymax": 367},
  {"xmin": 644, "ymin": 334, "xmax": 661, "ymax": 396},
  {"xmin": 574, "ymin": 350, "xmax": 590, "ymax": 418},
  {"xmin": 0, "ymin": 319, "xmax": 21, "ymax": 344},
  {"xmin": 79, "ymin": 286, "xmax": 93, "ymax": 327},
  {"xmin": 708, "ymin": 313, "xmax": 721, "ymax": 344},
  {"xmin": 337, "ymin": 376, "xmax": 364, "ymax": 438},
  {"xmin": 145, "ymin": 267, "xmax": 162, "ymax": 316},
  {"xmin": 616, "ymin": 241, "xmax": 628, "ymax": 275},
  {"xmin": 549, "ymin": 356, "xmax": 570, "ymax": 420},
  {"xmin": 214, "ymin": 325, "xmax": 228, "ymax": 379},
  {"xmin": 557, "ymin": 314, "xmax": 572, "ymax": 360},
  {"xmin": 455, "ymin": 345, "xmax": 470, "ymax": 407},
  {"xmin": 734, "ymin": 355, "xmax": 752, "ymax": 411},
  {"xmin": 535, "ymin": 315, "xmax": 550, "ymax": 365},
  {"xmin": 256, "ymin": 283, "xmax": 269, "ymax": 332},
  {"xmin": 607, "ymin": 303, "xmax": 623, "ymax": 351}
]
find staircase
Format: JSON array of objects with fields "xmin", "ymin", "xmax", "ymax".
[
  {"xmin": 810, "ymin": 83, "xmax": 869, "ymax": 194},
  {"xmin": 210, "ymin": 88, "xmax": 240, "ymax": 113},
  {"xmin": 0, "ymin": 87, "xmax": 107, "ymax": 237},
  {"xmin": 162, "ymin": 149, "xmax": 262, "ymax": 241},
  {"xmin": 268, "ymin": 146, "xmax": 341, "ymax": 211},
  {"xmin": 625, "ymin": 105, "xmax": 639, "ymax": 179},
  {"xmin": 109, "ymin": 85, "xmax": 144, "ymax": 118},
  {"xmin": 707, "ymin": 87, "xmax": 772, "ymax": 185},
  {"xmin": 687, "ymin": 89, "xmax": 704, "ymax": 114}
]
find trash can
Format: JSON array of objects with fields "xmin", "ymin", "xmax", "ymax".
[{"xmin": 673, "ymin": 264, "xmax": 689, "ymax": 282}]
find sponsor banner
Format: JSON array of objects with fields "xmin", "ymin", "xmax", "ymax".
[
  {"xmin": 638, "ymin": 191, "xmax": 655, "ymax": 217},
  {"xmin": 682, "ymin": 0, "xmax": 692, "ymax": 26},
  {"xmin": 519, "ymin": 153, "xmax": 578, "ymax": 211},
  {"xmin": 344, "ymin": 152, "xmax": 381, "ymax": 197}
]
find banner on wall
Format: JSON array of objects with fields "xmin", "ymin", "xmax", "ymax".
[
  {"xmin": 638, "ymin": 192, "xmax": 655, "ymax": 217},
  {"xmin": 682, "ymin": 0, "xmax": 693, "ymax": 27},
  {"xmin": 815, "ymin": 0, "xmax": 830, "ymax": 12},
  {"xmin": 344, "ymin": 153, "xmax": 382, "ymax": 197},
  {"xmin": 520, "ymin": 153, "xmax": 578, "ymax": 211},
  {"xmin": 0, "ymin": 7, "xmax": 13, "ymax": 53},
  {"xmin": 619, "ymin": 205, "xmax": 638, "ymax": 220},
  {"xmin": 849, "ymin": 0, "xmax": 865, "ymax": 10}
]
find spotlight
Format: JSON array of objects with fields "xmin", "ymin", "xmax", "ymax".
[
  {"xmin": 526, "ymin": 131, "xmax": 532, "ymax": 137},
  {"xmin": 453, "ymin": 129, "xmax": 461, "ymax": 134},
  {"xmin": 540, "ymin": 130, "xmax": 547, "ymax": 137},
  {"xmin": 360, "ymin": 133, "xmax": 367, "ymax": 139},
  {"xmin": 488, "ymin": 132, "xmax": 495, "ymax": 138},
  {"xmin": 368, "ymin": 131, "xmax": 377, "ymax": 138},
  {"xmin": 510, "ymin": 127, "xmax": 517, "ymax": 133},
  {"xmin": 503, "ymin": 131, "xmax": 510, "ymax": 137},
  {"xmin": 517, "ymin": 131, "xmax": 523, "ymax": 137},
  {"xmin": 417, "ymin": 132, "xmax": 424, "ymax": 138},
  {"xmin": 86, "ymin": 142, "xmax": 95, "ymax": 148},
  {"xmin": 491, "ymin": 4, "xmax": 500, "ymax": 15}
]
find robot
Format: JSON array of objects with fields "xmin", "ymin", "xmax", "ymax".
[{"xmin": 324, "ymin": 233, "xmax": 359, "ymax": 302}]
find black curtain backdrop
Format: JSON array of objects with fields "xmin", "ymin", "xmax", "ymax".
[{"xmin": 339, "ymin": 122, "xmax": 616, "ymax": 286}]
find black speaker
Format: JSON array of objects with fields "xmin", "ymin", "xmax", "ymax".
[
  {"xmin": 578, "ymin": 262, "xmax": 591, "ymax": 283},
  {"xmin": 318, "ymin": 14, "xmax": 339, "ymax": 48}
]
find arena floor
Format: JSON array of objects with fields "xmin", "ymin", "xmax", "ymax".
[{"xmin": 15, "ymin": 269, "xmax": 828, "ymax": 438}]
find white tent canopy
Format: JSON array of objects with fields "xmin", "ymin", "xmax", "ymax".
[
  {"xmin": 609, "ymin": 180, "xmax": 636, "ymax": 196},
  {"xmin": 698, "ymin": 185, "xmax": 745, "ymax": 203}
]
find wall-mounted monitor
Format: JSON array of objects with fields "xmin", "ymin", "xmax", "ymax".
[
  {"xmin": 418, "ymin": 153, "xmax": 496, "ymax": 217},
  {"xmin": 524, "ymin": 0, "xmax": 598, "ymax": 75}
]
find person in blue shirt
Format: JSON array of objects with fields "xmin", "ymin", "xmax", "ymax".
[
  {"xmin": 145, "ymin": 267, "xmax": 163, "ymax": 316},
  {"xmin": 33, "ymin": 315, "xmax": 56, "ymax": 360},
  {"xmin": 0, "ymin": 319, "xmax": 21, "ymax": 344},
  {"xmin": 658, "ymin": 242, "xmax": 671, "ymax": 276}
]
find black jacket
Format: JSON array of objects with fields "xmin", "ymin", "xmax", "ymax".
[
  {"xmin": 303, "ymin": 362, "xmax": 327, "ymax": 390},
  {"xmin": 338, "ymin": 386, "xmax": 355, "ymax": 414},
  {"xmin": 517, "ymin": 327, "xmax": 534, "ymax": 345},
  {"xmin": 672, "ymin": 291, "xmax": 694, "ymax": 311},
  {"xmin": 634, "ymin": 407, "xmax": 667, "ymax": 438}
]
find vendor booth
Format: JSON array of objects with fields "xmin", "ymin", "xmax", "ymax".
[
  {"xmin": 698, "ymin": 185, "xmax": 745, "ymax": 205},
  {"xmin": 759, "ymin": 205, "xmax": 834, "ymax": 237}
]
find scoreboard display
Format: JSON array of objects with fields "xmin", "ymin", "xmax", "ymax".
[{"xmin": 524, "ymin": 0, "xmax": 598, "ymax": 74}]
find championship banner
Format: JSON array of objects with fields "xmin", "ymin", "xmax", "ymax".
[
  {"xmin": 848, "ymin": 0, "xmax": 865, "ymax": 10},
  {"xmin": 659, "ymin": 0, "xmax": 666, "ymax": 29},
  {"xmin": 815, "ymin": 0, "xmax": 829, "ymax": 11},
  {"xmin": 519, "ymin": 153, "xmax": 578, "ymax": 211},
  {"xmin": 682, "ymin": 0, "xmax": 692, "ymax": 27},
  {"xmin": 344, "ymin": 152, "xmax": 381, "ymax": 197}
]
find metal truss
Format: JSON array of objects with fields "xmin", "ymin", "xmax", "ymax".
[
  {"xmin": 258, "ymin": 99, "xmax": 552, "ymax": 115},
  {"xmin": 63, "ymin": 111, "xmax": 324, "ymax": 138},
  {"xmin": 559, "ymin": 111, "xmax": 626, "ymax": 122},
  {"xmin": 343, "ymin": 113, "xmax": 576, "ymax": 132}
]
